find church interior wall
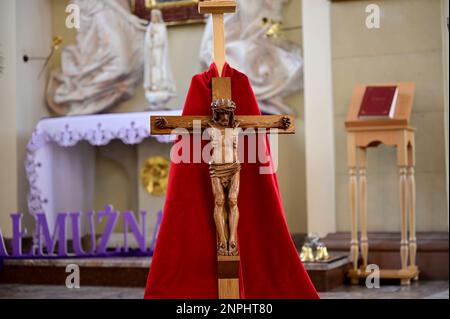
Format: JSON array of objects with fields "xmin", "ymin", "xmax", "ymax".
[
  {"xmin": 0, "ymin": 0, "xmax": 53, "ymax": 237},
  {"xmin": 0, "ymin": 0, "xmax": 19, "ymax": 238}
]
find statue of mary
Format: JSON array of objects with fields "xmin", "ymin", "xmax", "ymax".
[{"xmin": 144, "ymin": 9, "xmax": 176, "ymax": 110}]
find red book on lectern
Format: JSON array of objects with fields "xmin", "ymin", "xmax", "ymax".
[{"xmin": 358, "ymin": 86, "xmax": 399, "ymax": 119}]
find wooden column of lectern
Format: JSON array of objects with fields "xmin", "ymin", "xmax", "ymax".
[
  {"xmin": 345, "ymin": 82, "xmax": 419, "ymax": 285},
  {"xmin": 199, "ymin": 0, "xmax": 240, "ymax": 299}
]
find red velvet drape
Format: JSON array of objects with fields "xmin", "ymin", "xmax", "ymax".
[{"xmin": 144, "ymin": 63, "xmax": 319, "ymax": 299}]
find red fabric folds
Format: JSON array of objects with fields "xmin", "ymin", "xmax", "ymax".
[{"xmin": 144, "ymin": 63, "xmax": 319, "ymax": 299}]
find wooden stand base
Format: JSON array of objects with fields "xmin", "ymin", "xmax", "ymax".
[
  {"xmin": 348, "ymin": 266, "xmax": 419, "ymax": 286},
  {"xmin": 218, "ymin": 256, "xmax": 240, "ymax": 299}
]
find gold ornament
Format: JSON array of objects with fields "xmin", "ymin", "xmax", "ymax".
[
  {"xmin": 262, "ymin": 17, "xmax": 302, "ymax": 39},
  {"xmin": 315, "ymin": 245, "xmax": 330, "ymax": 261},
  {"xmin": 52, "ymin": 36, "xmax": 63, "ymax": 51},
  {"xmin": 262, "ymin": 17, "xmax": 282, "ymax": 38},
  {"xmin": 140, "ymin": 156, "xmax": 170, "ymax": 196},
  {"xmin": 300, "ymin": 245, "xmax": 315, "ymax": 263}
]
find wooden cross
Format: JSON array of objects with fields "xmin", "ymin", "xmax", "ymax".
[{"xmin": 149, "ymin": 0, "xmax": 296, "ymax": 299}]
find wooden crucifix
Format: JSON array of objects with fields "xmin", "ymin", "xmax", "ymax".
[
  {"xmin": 151, "ymin": 78, "xmax": 295, "ymax": 256},
  {"xmin": 150, "ymin": 0, "xmax": 295, "ymax": 299}
]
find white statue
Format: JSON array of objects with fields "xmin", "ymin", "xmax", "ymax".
[
  {"xmin": 47, "ymin": 0, "xmax": 147, "ymax": 116},
  {"xmin": 144, "ymin": 9, "xmax": 176, "ymax": 110},
  {"xmin": 199, "ymin": 0, "xmax": 302, "ymax": 115}
]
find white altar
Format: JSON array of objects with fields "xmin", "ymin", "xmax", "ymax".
[{"xmin": 25, "ymin": 111, "xmax": 181, "ymax": 237}]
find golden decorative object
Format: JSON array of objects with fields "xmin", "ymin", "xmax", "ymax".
[
  {"xmin": 315, "ymin": 245, "xmax": 330, "ymax": 261},
  {"xmin": 52, "ymin": 36, "xmax": 63, "ymax": 51},
  {"xmin": 262, "ymin": 17, "xmax": 302, "ymax": 39},
  {"xmin": 300, "ymin": 245, "xmax": 315, "ymax": 263},
  {"xmin": 140, "ymin": 156, "xmax": 170, "ymax": 196},
  {"xmin": 262, "ymin": 17, "xmax": 282, "ymax": 38},
  {"xmin": 27, "ymin": 35, "xmax": 63, "ymax": 78}
]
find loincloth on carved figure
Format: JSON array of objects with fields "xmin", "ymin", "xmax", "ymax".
[{"xmin": 209, "ymin": 162, "xmax": 241, "ymax": 187}]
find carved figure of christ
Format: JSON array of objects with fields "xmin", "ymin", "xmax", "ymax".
[
  {"xmin": 151, "ymin": 79, "xmax": 295, "ymax": 256},
  {"xmin": 208, "ymin": 103, "xmax": 241, "ymax": 256}
]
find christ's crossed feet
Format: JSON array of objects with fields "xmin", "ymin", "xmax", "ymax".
[
  {"xmin": 228, "ymin": 241, "xmax": 238, "ymax": 256},
  {"xmin": 217, "ymin": 241, "xmax": 239, "ymax": 256},
  {"xmin": 217, "ymin": 241, "xmax": 228, "ymax": 256}
]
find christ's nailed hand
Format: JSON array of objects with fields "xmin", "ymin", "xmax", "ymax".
[
  {"xmin": 280, "ymin": 117, "xmax": 291, "ymax": 130},
  {"xmin": 155, "ymin": 117, "xmax": 169, "ymax": 129}
]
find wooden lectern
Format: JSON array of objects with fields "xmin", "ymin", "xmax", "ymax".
[{"xmin": 345, "ymin": 82, "xmax": 419, "ymax": 285}]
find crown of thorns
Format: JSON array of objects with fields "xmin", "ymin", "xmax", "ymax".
[{"xmin": 211, "ymin": 98, "xmax": 236, "ymax": 112}]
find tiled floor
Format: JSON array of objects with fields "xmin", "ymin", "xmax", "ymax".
[
  {"xmin": 320, "ymin": 280, "xmax": 449, "ymax": 299},
  {"xmin": 0, "ymin": 281, "xmax": 447, "ymax": 299},
  {"xmin": 0, "ymin": 284, "xmax": 144, "ymax": 299}
]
